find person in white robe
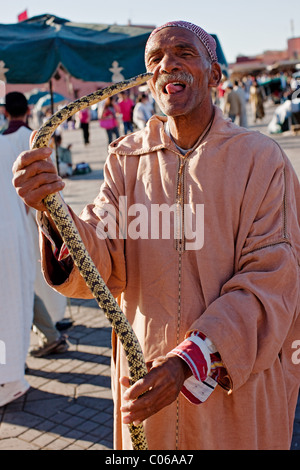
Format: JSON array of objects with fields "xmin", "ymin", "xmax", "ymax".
[
  {"xmin": 0, "ymin": 136, "xmax": 35, "ymax": 406},
  {"xmin": 3, "ymin": 92, "xmax": 68, "ymax": 355}
]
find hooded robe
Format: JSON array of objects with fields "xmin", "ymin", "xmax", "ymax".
[{"xmin": 39, "ymin": 107, "xmax": 300, "ymax": 450}]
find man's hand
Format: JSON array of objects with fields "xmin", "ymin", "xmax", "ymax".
[
  {"xmin": 120, "ymin": 355, "xmax": 192, "ymax": 426},
  {"xmin": 12, "ymin": 146, "xmax": 65, "ymax": 212}
]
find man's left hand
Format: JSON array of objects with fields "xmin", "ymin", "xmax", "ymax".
[{"xmin": 120, "ymin": 355, "xmax": 192, "ymax": 426}]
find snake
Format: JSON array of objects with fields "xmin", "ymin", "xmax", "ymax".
[{"xmin": 31, "ymin": 73, "xmax": 153, "ymax": 450}]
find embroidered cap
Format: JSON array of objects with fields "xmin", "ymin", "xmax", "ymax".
[{"xmin": 145, "ymin": 20, "xmax": 218, "ymax": 63}]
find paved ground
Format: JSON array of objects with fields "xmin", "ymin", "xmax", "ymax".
[{"xmin": 0, "ymin": 101, "xmax": 299, "ymax": 450}]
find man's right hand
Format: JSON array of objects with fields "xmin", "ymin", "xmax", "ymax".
[{"xmin": 12, "ymin": 147, "xmax": 65, "ymax": 212}]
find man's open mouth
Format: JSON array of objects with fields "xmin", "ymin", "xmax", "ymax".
[{"xmin": 163, "ymin": 83, "xmax": 186, "ymax": 95}]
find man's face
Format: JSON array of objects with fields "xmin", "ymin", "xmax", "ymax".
[{"xmin": 145, "ymin": 27, "xmax": 216, "ymax": 118}]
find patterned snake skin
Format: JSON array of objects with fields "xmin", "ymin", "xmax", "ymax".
[{"xmin": 32, "ymin": 73, "xmax": 153, "ymax": 450}]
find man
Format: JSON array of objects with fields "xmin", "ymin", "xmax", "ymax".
[
  {"xmin": 234, "ymin": 80, "xmax": 248, "ymax": 128},
  {"xmin": 224, "ymin": 82, "xmax": 241, "ymax": 122},
  {"xmin": 12, "ymin": 21, "xmax": 300, "ymax": 450}
]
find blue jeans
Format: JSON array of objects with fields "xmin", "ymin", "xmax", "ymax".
[
  {"xmin": 106, "ymin": 127, "xmax": 119, "ymax": 143},
  {"xmin": 123, "ymin": 121, "xmax": 134, "ymax": 134}
]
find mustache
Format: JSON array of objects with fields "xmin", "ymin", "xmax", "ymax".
[{"xmin": 155, "ymin": 72, "xmax": 194, "ymax": 90}]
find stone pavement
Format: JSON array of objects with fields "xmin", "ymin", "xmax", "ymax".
[
  {"xmin": 0, "ymin": 103, "xmax": 299, "ymax": 450},
  {"xmin": 0, "ymin": 298, "xmax": 113, "ymax": 450}
]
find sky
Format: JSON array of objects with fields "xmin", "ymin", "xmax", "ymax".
[{"xmin": 0, "ymin": 0, "xmax": 299, "ymax": 63}]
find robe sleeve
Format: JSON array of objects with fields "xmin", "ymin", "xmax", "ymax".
[
  {"xmin": 189, "ymin": 144, "xmax": 300, "ymax": 392},
  {"xmin": 39, "ymin": 152, "xmax": 127, "ymax": 299}
]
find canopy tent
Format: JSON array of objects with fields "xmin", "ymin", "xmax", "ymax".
[
  {"xmin": 210, "ymin": 35, "xmax": 228, "ymax": 73},
  {"xmin": 0, "ymin": 14, "xmax": 228, "ymax": 86},
  {"xmin": 0, "ymin": 14, "xmax": 153, "ymax": 84}
]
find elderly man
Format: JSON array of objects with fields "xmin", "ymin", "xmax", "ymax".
[{"xmin": 13, "ymin": 21, "xmax": 300, "ymax": 450}]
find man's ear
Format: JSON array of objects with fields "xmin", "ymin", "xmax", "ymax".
[{"xmin": 208, "ymin": 62, "xmax": 222, "ymax": 88}]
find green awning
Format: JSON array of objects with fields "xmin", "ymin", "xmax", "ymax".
[
  {"xmin": 0, "ymin": 14, "xmax": 228, "ymax": 85},
  {"xmin": 0, "ymin": 14, "xmax": 153, "ymax": 84}
]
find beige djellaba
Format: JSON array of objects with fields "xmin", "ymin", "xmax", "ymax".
[{"xmin": 39, "ymin": 107, "xmax": 300, "ymax": 450}]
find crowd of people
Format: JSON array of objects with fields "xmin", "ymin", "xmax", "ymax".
[
  {"xmin": 214, "ymin": 70, "xmax": 300, "ymax": 131},
  {"xmin": 2, "ymin": 69, "xmax": 299, "ymax": 152},
  {"xmin": 91, "ymin": 89, "xmax": 155, "ymax": 144}
]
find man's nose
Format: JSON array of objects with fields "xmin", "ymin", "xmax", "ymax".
[{"xmin": 159, "ymin": 53, "xmax": 181, "ymax": 74}]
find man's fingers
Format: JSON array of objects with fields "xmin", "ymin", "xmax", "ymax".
[
  {"xmin": 18, "ymin": 182, "xmax": 64, "ymax": 212},
  {"xmin": 16, "ymin": 172, "xmax": 64, "ymax": 199},
  {"xmin": 12, "ymin": 147, "xmax": 52, "ymax": 173},
  {"xmin": 122, "ymin": 373, "xmax": 157, "ymax": 401},
  {"xmin": 120, "ymin": 355, "xmax": 189, "ymax": 426},
  {"xmin": 121, "ymin": 383, "xmax": 169, "ymax": 425},
  {"xmin": 13, "ymin": 159, "xmax": 59, "ymax": 186},
  {"xmin": 119, "ymin": 376, "xmax": 131, "ymax": 388},
  {"xmin": 12, "ymin": 147, "xmax": 63, "ymax": 211}
]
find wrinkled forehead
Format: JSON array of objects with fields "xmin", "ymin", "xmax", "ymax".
[
  {"xmin": 145, "ymin": 23, "xmax": 218, "ymax": 63},
  {"xmin": 145, "ymin": 27, "xmax": 200, "ymax": 53}
]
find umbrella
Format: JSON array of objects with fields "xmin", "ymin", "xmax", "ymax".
[
  {"xmin": 26, "ymin": 89, "xmax": 50, "ymax": 105},
  {"xmin": 292, "ymin": 71, "xmax": 300, "ymax": 78},
  {"xmin": 35, "ymin": 92, "xmax": 67, "ymax": 109}
]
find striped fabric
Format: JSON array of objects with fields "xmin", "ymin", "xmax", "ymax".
[{"xmin": 169, "ymin": 330, "xmax": 226, "ymax": 404}]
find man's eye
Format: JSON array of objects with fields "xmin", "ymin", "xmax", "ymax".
[{"xmin": 149, "ymin": 57, "xmax": 161, "ymax": 64}]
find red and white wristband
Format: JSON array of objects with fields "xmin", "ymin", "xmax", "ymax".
[{"xmin": 168, "ymin": 331, "xmax": 224, "ymax": 404}]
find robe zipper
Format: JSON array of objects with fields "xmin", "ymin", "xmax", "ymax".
[
  {"xmin": 172, "ymin": 111, "xmax": 215, "ymax": 449},
  {"xmin": 175, "ymin": 155, "xmax": 187, "ymax": 450},
  {"xmin": 175, "ymin": 156, "xmax": 186, "ymax": 253}
]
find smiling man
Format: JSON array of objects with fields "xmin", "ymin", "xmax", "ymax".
[
  {"xmin": 12, "ymin": 21, "xmax": 300, "ymax": 450},
  {"xmin": 144, "ymin": 22, "xmax": 221, "ymax": 149}
]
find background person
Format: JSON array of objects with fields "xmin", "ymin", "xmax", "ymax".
[
  {"xmin": 133, "ymin": 93, "xmax": 153, "ymax": 129},
  {"xmin": 99, "ymin": 97, "xmax": 120, "ymax": 144},
  {"xmin": 0, "ymin": 135, "xmax": 34, "ymax": 406},
  {"xmin": 249, "ymin": 79, "xmax": 266, "ymax": 123},
  {"xmin": 30, "ymin": 294, "xmax": 69, "ymax": 358},
  {"xmin": 234, "ymin": 80, "xmax": 248, "ymax": 127},
  {"xmin": 78, "ymin": 107, "xmax": 91, "ymax": 145},
  {"xmin": 3, "ymin": 92, "xmax": 68, "ymax": 353},
  {"xmin": 223, "ymin": 82, "xmax": 241, "ymax": 122},
  {"xmin": 118, "ymin": 91, "xmax": 135, "ymax": 135}
]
